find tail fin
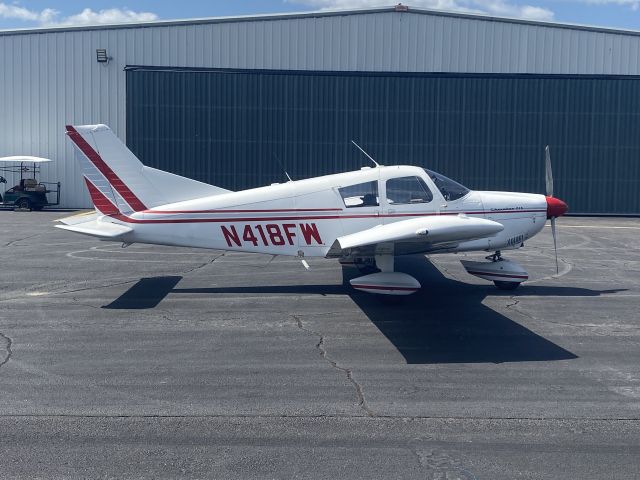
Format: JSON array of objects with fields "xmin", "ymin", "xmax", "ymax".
[{"xmin": 66, "ymin": 124, "xmax": 231, "ymax": 214}]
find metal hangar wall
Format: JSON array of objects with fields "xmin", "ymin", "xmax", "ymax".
[{"xmin": 2, "ymin": 6, "xmax": 640, "ymax": 212}]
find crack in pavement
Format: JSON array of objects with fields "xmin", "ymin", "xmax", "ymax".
[
  {"xmin": 0, "ymin": 252, "xmax": 225, "ymax": 305},
  {"xmin": 258, "ymin": 254, "xmax": 278, "ymax": 269},
  {"xmin": 0, "ymin": 277, "xmax": 142, "ymax": 303},
  {"xmin": 0, "ymin": 331, "xmax": 12, "ymax": 368},
  {"xmin": 181, "ymin": 253, "xmax": 226, "ymax": 275},
  {"xmin": 291, "ymin": 315, "xmax": 374, "ymax": 417},
  {"xmin": 504, "ymin": 297, "xmax": 539, "ymax": 325},
  {"xmin": 3, "ymin": 233, "xmax": 42, "ymax": 248},
  {"xmin": 0, "ymin": 253, "xmax": 225, "ymax": 304},
  {"xmin": 504, "ymin": 296, "xmax": 635, "ymax": 334}
]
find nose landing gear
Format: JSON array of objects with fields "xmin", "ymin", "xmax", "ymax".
[{"xmin": 460, "ymin": 251, "xmax": 529, "ymax": 290}]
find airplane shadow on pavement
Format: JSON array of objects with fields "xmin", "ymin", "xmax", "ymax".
[{"xmin": 103, "ymin": 255, "xmax": 625, "ymax": 364}]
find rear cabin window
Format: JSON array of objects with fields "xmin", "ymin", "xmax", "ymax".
[
  {"xmin": 386, "ymin": 176, "xmax": 433, "ymax": 204},
  {"xmin": 338, "ymin": 181, "xmax": 379, "ymax": 208}
]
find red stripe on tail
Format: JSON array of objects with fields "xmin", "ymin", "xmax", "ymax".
[
  {"xmin": 84, "ymin": 177, "xmax": 121, "ymax": 216},
  {"xmin": 66, "ymin": 125, "xmax": 147, "ymax": 212}
]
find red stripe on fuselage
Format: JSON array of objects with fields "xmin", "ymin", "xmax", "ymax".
[
  {"xmin": 111, "ymin": 209, "xmax": 546, "ymax": 224},
  {"xmin": 66, "ymin": 125, "xmax": 147, "ymax": 212},
  {"xmin": 143, "ymin": 208, "xmax": 343, "ymax": 214},
  {"xmin": 143, "ymin": 208, "xmax": 545, "ymax": 216}
]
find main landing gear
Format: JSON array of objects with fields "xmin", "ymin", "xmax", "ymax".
[
  {"xmin": 340, "ymin": 252, "xmax": 421, "ymax": 296},
  {"xmin": 460, "ymin": 251, "xmax": 529, "ymax": 291}
]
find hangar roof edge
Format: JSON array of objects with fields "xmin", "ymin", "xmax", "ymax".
[{"xmin": 1, "ymin": 5, "xmax": 639, "ymax": 38}]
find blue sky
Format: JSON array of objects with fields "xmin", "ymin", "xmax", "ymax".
[{"xmin": 0, "ymin": 0, "xmax": 639, "ymax": 31}]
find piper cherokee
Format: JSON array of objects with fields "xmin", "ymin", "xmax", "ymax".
[{"xmin": 57, "ymin": 124, "xmax": 568, "ymax": 296}]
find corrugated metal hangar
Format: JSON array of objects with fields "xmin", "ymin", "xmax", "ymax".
[{"xmin": 1, "ymin": 6, "xmax": 640, "ymax": 213}]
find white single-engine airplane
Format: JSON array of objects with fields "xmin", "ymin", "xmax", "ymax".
[{"xmin": 57, "ymin": 124, "xmax": 568, "ymax": 295}]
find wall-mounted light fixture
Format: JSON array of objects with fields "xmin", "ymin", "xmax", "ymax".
[{"xmin": 96, "ymin": 48, "xmax": 112, "ymax": 64}]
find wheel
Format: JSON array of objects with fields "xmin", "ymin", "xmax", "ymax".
[
  {"xmin": 494, "ymin": 280, "xmax": 520, "ymax": 291},
  {"xmin": 16, "ymin": 198, "xmax": 31, "ymax": 210}
]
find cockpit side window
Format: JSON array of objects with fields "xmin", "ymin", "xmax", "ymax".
[
  {"xmin": 424, "ymin": 169, "xmax": 470, "ymax": 201},
  {"xmin": 338, "ymin": 181, "xmax": 379, "ymax": 208},
  {"xmin": 386, "ymin": 176, "xmax": 433, "ymax": 204}
]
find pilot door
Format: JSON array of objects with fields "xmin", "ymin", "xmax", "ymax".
[{"xmin": 381, "ymin": 172, "xmax": 437, "ymax": 224}]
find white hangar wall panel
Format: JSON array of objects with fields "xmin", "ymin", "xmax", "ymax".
[{"xmin": 2, "ymin": 8, "xmax": 640, "ymax": 207}]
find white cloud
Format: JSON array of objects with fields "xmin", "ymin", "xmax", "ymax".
[
  {"xmin": 579, "ymin": 0, "xmax": 640, "ymax": 10},
  {"xmin": 0, "ymin": 3, "xmax": 57, "ymax": 23},
  {"xmin": 0, "ymin": 3, "xmax": 158, "ymax": 27},
  {"xmin": 474, "ymin": 0, "xmax": 555, "ymax": 20},
  {"xmin": 48, "ymin": 8, "xmax": 159, "ymax": 26},
  {"xmin": 291, "ymin": 0, "xmax": 555, "ymax": 20}
]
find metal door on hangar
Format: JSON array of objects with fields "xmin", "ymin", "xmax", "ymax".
[{"xmin": 126, "ymin": 66, "xmax": 640, "ymax": 215}]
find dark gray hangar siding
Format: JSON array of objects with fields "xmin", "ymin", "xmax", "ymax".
[{"xmin": 126, "ymin": 67, "xmax": 640, "ymax": 215}]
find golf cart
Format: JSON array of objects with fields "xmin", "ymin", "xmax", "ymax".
[{"xmin": 0, "ymin": 156, "xmax": 61, "ymax": 210}]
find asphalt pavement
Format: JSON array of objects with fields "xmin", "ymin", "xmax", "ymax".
[{"xmin": 0, "ymin": 211, "xmax": 639, "ymax": 479}]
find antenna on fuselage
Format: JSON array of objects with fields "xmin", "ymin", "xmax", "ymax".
[
  {"xmin": 351, "ymin": 140, "xmax": 380, "ymax": 167},
  {"xmin": 273, "ymin": 152, "xmax": 293, "ymax": 182}
]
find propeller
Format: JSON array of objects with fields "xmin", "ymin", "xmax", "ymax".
[
  {"xmin": 550, "ymin": 216, "xmax": 558, "ymax": 274},
  {"xmin": 544, "ymin": 145, "xmax": 568, "ymax": 274},
  {"xmin": 545, "ymin": 145, "xmax": 553, "ymax": 198}
]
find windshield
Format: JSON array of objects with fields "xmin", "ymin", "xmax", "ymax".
[{"xmin": 424, "ymin": 169, "xmax": 470, "ymax": 201}]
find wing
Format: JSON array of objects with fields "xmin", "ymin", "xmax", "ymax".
[{"xmin": 326, "ymin": 214, "xmax": 503, "ymax": 257}]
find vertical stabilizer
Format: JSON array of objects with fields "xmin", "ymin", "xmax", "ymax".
[{"xmin": 66, "ymin": 124, "xmax": 231, "ymax": 214}]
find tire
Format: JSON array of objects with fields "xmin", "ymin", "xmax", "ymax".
[
  {"xmin": 16, "ymin": 198, "xmax": 31, "ymax": 210},
  {"xmin": 494, "ymin": 280, "xmax": 520, "ymax": 291}
]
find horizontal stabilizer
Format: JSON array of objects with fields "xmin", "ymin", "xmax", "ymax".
[
  {"xmin": 55, "ymin": 220, "xmax": 132, "ymax": 239},
  {"xmin": 56, "ymin": 211, "xmax": 99, "ymax": 226}
]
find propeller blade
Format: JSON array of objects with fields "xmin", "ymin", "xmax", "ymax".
[
  {"xmin": 551, "ymin": 216, "xmax": 558, "ymax": 274},
  {"xmin": 545, "ymin": 145, "xmax": 554, "ymax": 197}
]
